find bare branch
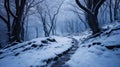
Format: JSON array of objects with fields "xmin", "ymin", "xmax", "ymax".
[
  {"xmin": 48, "ymin": 0, "xmax": 65, "ymax": 34},
  {"xmin": 30, "ymin": 0, "xmax": 44, "ymax": 7},
  {"xmin": 75, "ymin": 0, "xmax": 92, "ymax": 15},
  {"xmin": 0, "ymin": 15, "xmax": 8, "ymax": 24},
  {"xmin": 68, "ymin": 9, "xmax": 84, "ymax": 15},
  {"xmin": 94, "ymin": 0, "xmax": 106, "ymax": 15},
  {"xmin": 7, "ymin": 0, "xmax": 16, "ymax": 18}
]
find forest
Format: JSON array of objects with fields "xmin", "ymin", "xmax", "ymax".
[{"xmin": 0, "ymin": 0, "xmax": 120, "ymax": 67}]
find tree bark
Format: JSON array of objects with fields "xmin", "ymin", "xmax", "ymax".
[
  {"xmin": 109, "ymin": 0, "xmax": 113, "ymax": 22},
  {"xmin": 12, "ymin": 0, "xmax": 26, "ymax": 42},
  {"xmin": 75, "ymin": 0, "xmax": 105, "ymax": 34},
  {"xmin": 86, "ymin": 14, "xmax": 100, "ymax": 34}
]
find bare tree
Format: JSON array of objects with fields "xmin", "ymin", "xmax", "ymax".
[
  {"xmin": 0, "ymin": 0, "xmax": 45, "ymax": 44},
  {"xmin": 36, "ymin": 5, "xmax": 49, "ymax": 37},
  {"xmin": 0, "ymin": 0, "xmax": 27, "ymax": 43},
  {"xmin": 75, "ymin": 0, "xmax": 105, "ymax": 34},
  {"xmin": 68, "ymin": 2, "xmax": 88, "ymax": 30},
  {"xmin": 36, "ymin": 0, "xmax": 64, "ymax": 37},
  {"xmin": 45, "ymin": 0, "xmax": 64, "ymax": 35},
  {"xmin": 21, "ymin": 0, "xmax": 44, "ymax": 41},
  {"xmin": 109, "ymin": 0, "xmax": 113, "ymax": 22},
  {"xmin": 12, "ymin": 0, "xmax": 27, "ymax": 42},
  {"xmin": 114, "ymin": 0, "xmax": 120, "ymax": 21}
]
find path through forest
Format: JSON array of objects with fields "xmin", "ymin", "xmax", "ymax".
[{"xmin": 49, "ymin": 38, "xmax": 79, "ymax": 67}]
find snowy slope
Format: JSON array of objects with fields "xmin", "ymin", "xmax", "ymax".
[
  {"xmin": 66, "ymin": 22, "xmax": 120, "ymax": 67},
  {"xmin": 0, "ymin": 36, "xmax": 73, "ymax": 67}
]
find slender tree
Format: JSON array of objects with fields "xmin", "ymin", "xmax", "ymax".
[
  {"xmin": 109, "ymin": 0, "xmax": 113, "ymax": 22},
  {"xmin": 36, "ymin": 0, "xmax": 64, "ymax": 37},
  {"xmin": 114, "ymin": 0, "xmax": 120, "ymax": 21}
]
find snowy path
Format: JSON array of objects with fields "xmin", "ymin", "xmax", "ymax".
[
  {"xmin": 0, "ymin": 36, "xmax": 74, "ymax": 67},
  {"xmin": 66, "ymin": 23, "xmax": 120, "ymax": 67},
  {"xmin": 47, "ymin": 38, "xmax": 79, "ymax": 67}
]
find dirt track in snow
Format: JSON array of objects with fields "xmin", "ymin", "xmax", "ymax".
[{"xmin": 50, "ymin": 38, "xmax": 79, "ymax": 67}]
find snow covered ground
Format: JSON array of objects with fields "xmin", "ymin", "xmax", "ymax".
[
  {"xmin": 0, "ymin": 36, "xmax": 73, "ymax": 67},
  {"xmin": 66, "ymin": 22, "xmax": 120, "ymax": 67},
  {"xmin": 70, "ymin": 31, "xmax": 91, "ymax": 42},
  {"xmin": 0, "ymin": 22, "xmax": 120, "ymax": 67}
]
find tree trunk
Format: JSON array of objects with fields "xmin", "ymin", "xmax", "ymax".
[
  {"xmin": 87, "ymin": 14, "xmax": 100, "ymax": 34},
  {"xmin": 109, "ymin": 0, "xmax": 113, "ymax": 22},
  {"xmin": 75, "ymin": 0, "xmax": 105, "ymax": 34},
  {"xmin": 12, "ymin": 0, "xmax": 26, "ymax": 42},
  {"xmin": 114, "ymin": 0, "xmax": 120, "ymax": 21},
  {"xmin": 12, "ymin": 20, "xmax": 21, "ymax": 42}
]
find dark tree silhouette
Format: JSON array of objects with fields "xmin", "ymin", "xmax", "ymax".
[
  {"xmin": 75, "ymin": 0, "xmax": 105, "ymax": 34},
  {"xmin": 0, "ymin": 0, "xmax": 26, "ymax": 43}
]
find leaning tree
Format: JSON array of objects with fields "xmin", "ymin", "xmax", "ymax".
[{"xmin": 75, "ymin": 0, "xmax": 105, "ymax": 34}]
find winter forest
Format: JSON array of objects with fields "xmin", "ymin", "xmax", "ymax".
[{"xmin": 0, "ymin": 0, "xmax": 120, "ymax": 67}]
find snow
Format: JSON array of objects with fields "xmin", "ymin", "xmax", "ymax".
[
  {"xmin": 66, "ymin": 46, "xmax": 120, "ymax": 67},
  {"xmin": 72, "ymin": 31, "xmax": 91, "ymax": 41},
  {"xmin": 0, "ymin": 22, "xmax": 120, "ymax": 67},
  {"xmin": 0, "ymin": 36, "xmax": 73, "ymax": 67},
  {"xmin": 66, "ymin": 22, "xmax": 120, "ymax": 67}
]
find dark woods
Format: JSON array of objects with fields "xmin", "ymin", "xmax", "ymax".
[
  {"xmin": 0, "ymin": 0, "xmax": 26, "ymax": 43},
  {"xmin": 0, "ymin": 0, "xmax": 120, "ymax": 48}
]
